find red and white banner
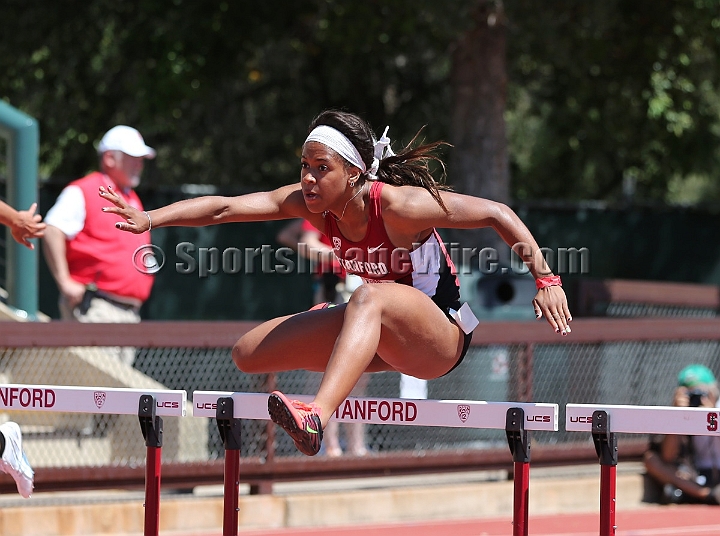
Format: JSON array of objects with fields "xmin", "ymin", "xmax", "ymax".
[
  {"xmin": 566, "ymin": 403, "xmax": 720, "ymax": 435},
  {"xmin": 192, "ymin": 391, "xmax": 558, "ymax": 431},
  {"xmin": 0, "ymin": 384, "xmax": 186, "ymax": 417}
]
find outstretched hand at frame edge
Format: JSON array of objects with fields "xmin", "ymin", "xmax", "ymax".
[
  {"xmin": 99, "ymin": 185, "xmax": 150, "ymax": 234},
  {"xmin": 10, "ymin": 202, "xmax": 45, "ymax": 249}
]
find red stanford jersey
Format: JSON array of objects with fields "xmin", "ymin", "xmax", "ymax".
[{"xmin": 324, "ymin": 181, "xmax": 461, "ymax": 311}]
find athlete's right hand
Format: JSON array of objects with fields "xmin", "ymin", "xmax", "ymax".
[
  {"xmin": 10, "ymin": 203, "xmax": 45, "ymax": 248},
  {"xmin": 99, "ymin": 185, "xmax": 150, "ymax": 234}
]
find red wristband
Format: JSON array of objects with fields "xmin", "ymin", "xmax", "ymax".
[{"xmin": 535, "ymin": 275, "xmax": 562, "ymax": 289}]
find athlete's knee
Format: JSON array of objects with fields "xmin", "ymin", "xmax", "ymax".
[
  {"xmin": 232, "ymin": 337, "xmax": 258, "ymax": 373},
  {"xmin": 346, "ymin": 282, "xmax": 382, "ymax": 308}
]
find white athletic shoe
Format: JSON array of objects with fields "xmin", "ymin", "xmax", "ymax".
[{"xmin": 0, "ymin": 422, "xmax": 34, "ymax": 498}]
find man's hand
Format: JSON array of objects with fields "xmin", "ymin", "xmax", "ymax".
[
  {"xmin": 59, "ymin": 278, "xmax": 87, "ymax": 309},
  {"xmin": 673, "ymin": 386, "xmax": 691, "ymax": 407}
]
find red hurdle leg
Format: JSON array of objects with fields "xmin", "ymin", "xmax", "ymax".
[
  {"xmin": 138, "ymin": 394, "xmax": 164, "ymax": 536},
  {"xmin": 599, "ymin": 463, "xmax": 617, "ymax": 536},
  {"xmin": 592, "ymin": 410, "xmax": 618, "ymax": 536},
  {"xmin": 216, "ymin": 397, "xmax": 242, "ymax": 536},
  {"xmin": 512, "ymin": 460, "xmax": 530, "ymax": 536},
  {"xmin": 506, "ymin": 407, "xmax": 530, "ymax": 536},
  {"xmin": 223, "ymin": 448, "xmax": 241, "ymax": 536},
  {"xmin": 144, "ymin": 444, "xmax": 162, "ymax": 536}
]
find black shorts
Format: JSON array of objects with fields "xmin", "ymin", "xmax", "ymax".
[{"xmin": 312, "ymin": 300, "xmax": 475, "ymax": 376}]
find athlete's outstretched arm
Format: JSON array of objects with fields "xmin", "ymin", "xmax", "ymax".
[
  {"xmin": 0, "ymin": 201, "xmax": 45, "ymax": 249},
  {"xmin": 100, "ymin": 184, "xmax": 309, "ymax": 233},
  {"xmin": 383, "ymin": 187, "xmax": 572, "ymax": 333},
  {"xmin": 384, "ymin": 188, "xmax": 551, "ymax": 276}
]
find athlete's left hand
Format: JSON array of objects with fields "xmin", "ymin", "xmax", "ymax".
[
  {"xmin": 533, "ymin": 286, "xmax": 572, "ymax": 336},
  {"xmin": 99, "ymin": 185, "xmax": 150, "ymax": 234}
]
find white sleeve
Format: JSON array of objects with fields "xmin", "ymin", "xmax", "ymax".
[{"xmin": 44, "ymin": 185, "xmax": 86, "ymax": 240}]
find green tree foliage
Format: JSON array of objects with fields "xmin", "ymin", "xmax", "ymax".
[
  {"xmin": 0, "ymin": 0, "xmax": 469, "ymax": 190},
  {"xmin": 1, "ymin": 0, "xmax": 719, "ymax": 204},
  {"xmin": 505, "ymin": 0, "xmax": 720, "ymax": 203}
]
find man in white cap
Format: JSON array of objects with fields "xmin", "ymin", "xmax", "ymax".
[{"xmin": 42, "ymin": 126, "xmax": 156, "ymax": 365}]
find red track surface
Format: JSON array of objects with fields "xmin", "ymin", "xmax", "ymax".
[{"xmin": 186, "ymin": 504, "xmax": 720, "ymax": 536}]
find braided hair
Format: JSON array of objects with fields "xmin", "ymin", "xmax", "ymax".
[{"xmin": 308, "ymin": 110, "xmax": 452, "ymax": 212}]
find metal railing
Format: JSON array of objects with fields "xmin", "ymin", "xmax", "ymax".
[{"xmin": 2, "ymin": 316, "xmax": 719, "ymax": 495}]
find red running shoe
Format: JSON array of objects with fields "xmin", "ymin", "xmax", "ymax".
[{"xmin": 268, "ymin": 391, "xmax": 323, "ymax": 456}]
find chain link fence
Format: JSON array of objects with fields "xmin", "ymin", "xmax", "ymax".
[{"xmin": 2, "ymin": 329, "xmax": 719, "ymax": 470}]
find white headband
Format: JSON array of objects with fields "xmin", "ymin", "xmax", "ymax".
[{"xmin": 304, "ymin": 125, "xmax": 395, "ymax": 180}]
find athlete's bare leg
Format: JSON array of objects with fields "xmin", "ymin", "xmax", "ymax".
[
  {"xmin": 233, "ymin": 283, "xmax": 464, "ymax": 428},
  {"xmin": 232, "ymin": 305, "xmax": 389, "ymax": 373},
  {"xmin": 311, "ymin": 283, "xmax": 463, "ymax": 427}
]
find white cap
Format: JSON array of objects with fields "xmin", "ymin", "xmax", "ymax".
[{"xmin": 97, "ymin": 125, "xmax": 156, "ymax": 159}]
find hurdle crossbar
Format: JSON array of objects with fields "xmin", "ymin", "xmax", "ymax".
[
  {"xmin": 193, "ymin": 391, "xmax": 558, "ymax": 431},
  {"xmin": 566, "ymin": 403, "xmax": 720, "ymax": 536},
  {"xmin": 0, "ymin": 384, "xmax": 186, "ymax": 416},
  {"xmin": 194, "ymin": 391, "xmax": 559, "ymax": 536},
  {"xmin": 0, "ymin": 384, "xmax": 186, "ymax": 536},
  {"xmin": 567, "ymin": 402, "xmax": 720, "ymax": 435}
]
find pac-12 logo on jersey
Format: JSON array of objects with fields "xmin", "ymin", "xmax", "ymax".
[{"xmin": 333, "ymin": 237, "xmax": 341, "ymax": 251}]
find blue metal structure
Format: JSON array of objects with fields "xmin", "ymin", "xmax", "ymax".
[{"xmin": 0, "ymin": 101, "xmax": 39, "ymax": 318}]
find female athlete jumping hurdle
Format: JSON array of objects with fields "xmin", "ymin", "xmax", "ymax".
[{"xmin": 101, "ymin": 109, "xmax": 571, "ymax": 456}]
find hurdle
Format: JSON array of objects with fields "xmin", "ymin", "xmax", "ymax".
[
  {"xmin": 0, "ymin": 384, "xmax": 186, "ymax": 536},
  {"xmin": 566, "ymin": 403, "xmax": 720, "ymax": 536},
  {"xmin": 193, "ymin": 391, "xmax": 559, "ymax": 536}
]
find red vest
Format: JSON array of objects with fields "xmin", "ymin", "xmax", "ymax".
[{"xmin": 65, "ymin": 172, "xmax": 154, "ymax": 302}]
